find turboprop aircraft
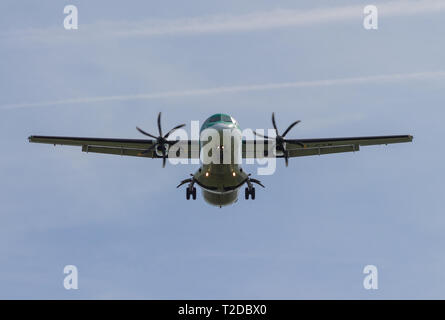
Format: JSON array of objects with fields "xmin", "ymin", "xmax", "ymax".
[{"xmin": 28, "ymin": 113, "xmax": 413, "ymax": 207}]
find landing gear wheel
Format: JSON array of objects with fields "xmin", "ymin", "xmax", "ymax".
[
  {"xmin": 192, "ymin": 187, "xmax": 197, "ymax": 200},
  {"xmin": 245, "ymin": 187, "xmax": 255, "ymax": 200},
  {"xmin": 186, "ymin": 188, "xmax": 191, "ymax": 200}
]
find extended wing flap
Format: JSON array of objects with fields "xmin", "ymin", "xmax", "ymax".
[
  {"xmin": 287, "ymin": 145, "xmax": 359, "ymax": 157},
  {"xmin": 290, "ymin": 135, "xmax": 413, "ymax": 149},
  {"xmin": 81, "ymin": 145, "xmax": 153, "ymax": 157}
]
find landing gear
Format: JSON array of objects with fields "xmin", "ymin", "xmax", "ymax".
[
  {"xmin": 177, "ymin": 174, "xmax": 197, "ymax": 200},
  {"xmin": 186, "ymin": 187, "xmax": 197, "ymax": 200},
  {"xmin": 244, "ymin": 174, "xmax": 263, "ymax": 200},
  {"xmin": 245, "ymin": 187, "xmax": 256, "ymax": 200}
]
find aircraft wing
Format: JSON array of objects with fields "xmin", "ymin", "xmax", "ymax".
[
  {"xmin": 242, "ymin": 135, "xmax": 413, "ymax": 158},
  {"xmin": 29, "ymin": 134, "xmax": 412, "ymax": 159},
  {"xmin": 28, "ymin": 135, "xmax": 200, "ymax": 158}
]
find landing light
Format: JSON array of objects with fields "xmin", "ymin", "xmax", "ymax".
[
  {"xmin": 205, "ymin": 172, "xmax": 209, "ymax": 177},
  {"xmin": 232, "ymin": 172, "xmax": 236, "ymax": 177}
]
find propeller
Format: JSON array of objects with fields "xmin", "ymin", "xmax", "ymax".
[
  {"xmin": 136, "ymin": 112, "xmax": 185, "ymax": 168},
  {"xmin": 177, "ymin": 174, "xmax": 194, "ymax": 188},
  {"xmin": 247, "ymin": 174, "xmax": 265, "ymax": 188},
  {"xmin": 253, "ymin": 112, "xmax": 304, "ymax": 167}
]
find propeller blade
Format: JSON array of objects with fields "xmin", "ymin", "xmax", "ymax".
[
  {"xmin": 284, "ymin": 151, "xmax": 289, "ymax": 167},
  {"xmin": 271, "ymin": 112, "xmax": 279, "ymax": 135},
  {"xmin": 136, "ymin": 127, "xmax": 158, "ymax": 139},
  {"xmin": 282, "ymin": 120, "xmax": 301, "ymax": 138},
  {"xmin": 157, "ymin": 112, "xmax": 163, "ymax": 137},
  {"xmin": 177, "ymin": 178, "xmax": 193, "ymax": 188},
  {"xmin": 162, "ymin": 155, "xmax": 167, "ymax": 168},
  {"xmin": 250, "ymin": 178, "xmax": 265, "ymax": 188},
  {"xmin": 167, "ymin": 139, "xmax": 181, "ymax": 146},
  {"xmin": 161, "ymin": 147, "xmax": 168, "ymax": 168},
  {"xmin": 164, "ymin": 123, "xmax": 186, "ymax": 139}
]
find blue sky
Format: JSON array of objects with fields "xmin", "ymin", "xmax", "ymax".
[{"xmin": 1, "ymin": 0, "xmax": 445, "ymax": 299}]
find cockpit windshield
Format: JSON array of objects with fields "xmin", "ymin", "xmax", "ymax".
[
  {"xmin": 200, "ymin": 114, "xmax": 239, "ymax": 132},
  {"xmin": 207, "ymin": 114, "xmax": 233, "ymax": 123},
  {"xmin": 221, "ymin": 114, "xmax": 232, "ymax": 122},
  {"xmin": 208, "ymin": 114, "xmax": 221, "ymax": 123}
]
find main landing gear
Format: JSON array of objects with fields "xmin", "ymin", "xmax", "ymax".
[
  {"xmin": 244, "ymin": 174, "xmax": 264, "ymax": 200},
  {"xmin": 245, "ymin": 187, "xmax": 255, "ymax": 200},
  {"xmin": 177, "ymin": 174, "xmax": 197, "ymax": 200},
  {"xmin": 186, "ymin": 187, "xmax": 197, "ymax": 200}
]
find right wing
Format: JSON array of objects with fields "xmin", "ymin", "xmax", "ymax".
[{"xmin": 243, "ymin": 135, "xmax": 413, "ymax": 158}]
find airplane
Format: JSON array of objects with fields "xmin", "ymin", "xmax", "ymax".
[{"xmin": 28, "ymin": 112, "xmax": 413, "ymax": 207}]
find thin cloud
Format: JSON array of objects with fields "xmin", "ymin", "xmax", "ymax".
[
  {"xmin": 2, "ymin": 71, "xmax": 444, "ymax": 110},
  {"xmin": 3, "ymin": 0, "xmax": 445, "ymax": 41},
  {"xmin": 115, "ymin": 0, "xmax": 445, "ymax": 37}
]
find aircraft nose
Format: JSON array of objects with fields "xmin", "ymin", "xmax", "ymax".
[
  {"xmin": 210, "ymin": 122, "xmax": 234, "ymax": 131},
  {"xmin": 200, "ymin": 122, "xmax": 236, "ymax": 150}
]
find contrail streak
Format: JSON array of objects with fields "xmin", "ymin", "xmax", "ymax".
[
  {"xmin": 1, "ymin": 71, "xmax": 444, "ymax": 110},
  {"xmin": 3, "ymin": 0, "xmax": 445, "ymax": 40},
  {"xmin": 113, "ymin": 0, "xmax": 445, "ymax": 37}
]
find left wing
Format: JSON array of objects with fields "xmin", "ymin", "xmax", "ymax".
[
  {"xmin": 28, "ymin": 136, "xmax": 199, "ymax": 158},
  {"xmin": 243, "ymin": 135, "xmax": 413, "ymax": 158}
]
